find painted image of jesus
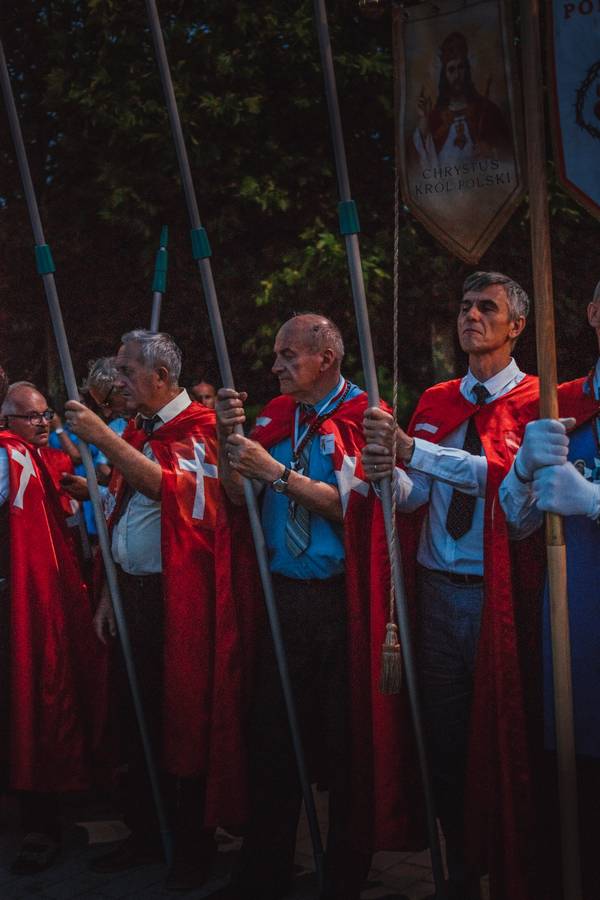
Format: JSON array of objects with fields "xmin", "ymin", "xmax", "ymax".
[{"xmin": 413, "ymin": 31, "xmax": 511, "ymax": 167}]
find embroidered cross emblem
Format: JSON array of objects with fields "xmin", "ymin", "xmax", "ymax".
[
  {"xmin": 335, "ymin": 454, "xmax": 369, "ymax": 517},
  {"xmin": 11, "ymin": 448, "xmax": 37, "ymax": 509},
  {"xmin": 176, "ymin": 440, "xmax": 218, "ymax": 520}
]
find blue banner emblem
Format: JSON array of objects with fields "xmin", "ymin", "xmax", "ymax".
[{"xmin": 549, "ymin": 2, "xmax": 600, "ymax": 218}]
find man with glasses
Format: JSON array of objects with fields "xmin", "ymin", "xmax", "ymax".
[{"xmin": 0, "ymin": 381, "xmax": 104, "ymax": 874}]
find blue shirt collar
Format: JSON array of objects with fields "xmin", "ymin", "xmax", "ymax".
[{"xmin": 302, "ymin": 375, "xmax": 345, "ymax": 414}]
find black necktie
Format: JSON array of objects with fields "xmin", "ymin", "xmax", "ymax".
[
  {"xmin": 139, "ymin": 414, "xmax": 160, "ymax": 436},
  {"xmin": 445, "ymin": 383, "xmax": 490, "ymax": 540}
]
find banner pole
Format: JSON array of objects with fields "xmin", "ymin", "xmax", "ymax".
[
  {"xmin": 312, "ymin": 2, "xmax": 446, "ymax": 896},
  {"xmin": 519, "ymin": 3, "xmax": 582, "ymax": 899},
  {"xmin": 144, "ymin": 1, "xmax": 325, "ymax": 887},
  {"xmin": 150, "ymin": 225, "xmax": 168, "ymax": 331},
  {"xmin": 0, "ymin": 37, "xmax": 174, "ymax": 867}
]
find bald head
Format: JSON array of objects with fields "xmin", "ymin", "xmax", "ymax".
[
  {"xmin": 1, "ymin": 383, "xmax": 52, "ymax": 446},
  {"xmin": 284, "ymin": 314, "xmax": 344, "ymax": 360},
  {"xmin": 272, "ymin": 314, "xmax": 345, "ymax": 404}
]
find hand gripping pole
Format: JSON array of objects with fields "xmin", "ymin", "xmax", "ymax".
[
  {"xmin": 144, "ymin": 1, "xmax": 325, "ymax": 887},
  {"xmin": 0, "ymin": 37, "xmax": 174, "ymax": 867},
  {"xmin": 312, "ymin": 2, "xmax": 446, "ymax": 896}
]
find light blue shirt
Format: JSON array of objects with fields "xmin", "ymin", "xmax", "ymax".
[
  {"xmin": 49, "ymin": 428, "xmax": 101, "ymax": 535},
  {"xmin": 0, "ymin": 447, "xmax": 8, "ymax": 507},
  {"xmin": 261, "ymin": 378, "xmax": 362, "ymax": 580},
  {"xmin": 394, "ymin": 359, "xmax": 525, "ymax": 575},
  {"xmin": 96, "ymin": 417, "xmax": 128, "ymax": 466},
  {"xmin": 500, "ymin": 357, "xmax": 600, "ymax": 538},
  {"xmin": 112, "ymin": 390, "xmax": 191, "ymax": 576}
]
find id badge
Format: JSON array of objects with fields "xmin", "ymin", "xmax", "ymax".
[{"xmin": 320, "ymin": 434, "xmax": 335, "ymax": 455}]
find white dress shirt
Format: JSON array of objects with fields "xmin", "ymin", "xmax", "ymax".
[
  {"xmin": 499, "ymin": 358, "xmax": 600, "ymax": 538},
  {"xmin": 111, "ymin": 389, "xmax": 191, "ymax": 576},
  {"xmin": 393, "ymin": 359, "xmax": 525, "ymax": 575}
]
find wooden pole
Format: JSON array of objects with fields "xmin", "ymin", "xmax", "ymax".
[{"xmin": 519, "ymin": 4, "xmax": 582, "ymax": 898}]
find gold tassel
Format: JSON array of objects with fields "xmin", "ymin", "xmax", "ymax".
[{"xmin": 380, "ymin": 622, "xmax": 402, "ymax": 695}]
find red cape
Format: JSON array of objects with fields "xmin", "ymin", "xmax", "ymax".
[
  {"xmin": 211, "ymin": 391, "xmax": 425, "ymax": 848},
  {"xmin": 403, "ymin": 374, "xmax": 598, "ymax": 900},
  {"xmin": 0, "ymin": 432, "xmax": 107, "ymax": 791},
  {"xmin": 39, "ymin": 446, "xmax": 77, "ymax": 521},
  {"xmin": 106, "ymin": 402, "xmax": 220, "ymax": 780}
]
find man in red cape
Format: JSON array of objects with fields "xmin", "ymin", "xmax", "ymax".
[
  {"xmin": 0, "ymin": 380, "xmax": 106, "ymax": 874},
  {"xmin": 64, "ymin": 329, "xmax": 222, "ymax": 892},
  {"xmin": 362, "ymin": 272, "xmax": 597, "ymax": 900},
  {"xmin": 211, "ymin": 313, "xmax": 421, "ymax": 900}
]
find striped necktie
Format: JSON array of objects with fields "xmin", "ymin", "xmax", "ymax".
[{"xmin": 285, "ymin": 406, "xmax": 312, "ymax": 557}]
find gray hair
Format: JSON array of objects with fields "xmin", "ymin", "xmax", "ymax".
[
  {"xmin": 593, "ymin": 280, "xmax": 600, "ymax": 304},
  {"xmin": 290, "ymin": 312, "xmax": 345, "ymax": 362},
  {"xmin": 82, "ymin": 357, "xmax": 119, "ymax": 396},
  {"xmin": 121, "ymin": 329, "xmax": 182, "ymax": 384},
  {"xmin": 462, "ymin": 271, "xmax": 530, "ymax": 321},
  {"xmin": 1, "ymin": 381, "xmax": 41, "ymax": 415}
]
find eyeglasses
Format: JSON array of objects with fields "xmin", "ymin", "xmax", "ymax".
[
  {"xmin": 102, "ymin": 385, "xmax": 116, "ymax": 407},
  {"xmin": 6, "ymin": 409, "xmax": 55, "ymax": 426}
]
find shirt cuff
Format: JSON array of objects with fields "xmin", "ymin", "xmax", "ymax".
[
  {"xmin": 500, "ymin": 462, "xmax": 534, "ymax": 506},
  {"xmin": 409, "ymin": 437, "xmax": 441, "ymax": 473}
]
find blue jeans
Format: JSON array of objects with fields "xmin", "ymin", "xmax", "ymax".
[{"xmin": 417, "ymin": 566, "xmax": 484, "ymax": 890}]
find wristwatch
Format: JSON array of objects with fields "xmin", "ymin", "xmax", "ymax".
[{"xmin": 271, "ymin": 466, "xmax": 291, "ymax": 494}]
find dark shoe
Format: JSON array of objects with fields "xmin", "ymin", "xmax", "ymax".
[
  {"xmin": 89, "ymin": 834, "xmax": 163, "ymax": 873},
  {"xmin": 165, "ymin": 854, "xmax": 214, "ymax": 892},
  {"xmin": 204, "ymin": 886, "xmax": 247, "ymax": 900},
  {"xmin": 205, "ymin": 882, "xmax": 287, "ymax": 900},
  {"xmin": 11, "ymin": 832, "xmax": 60, "ymax": 874},
  {"xmin": 425, "ymin": 880, "xmax": 481, "ymax": 900}
]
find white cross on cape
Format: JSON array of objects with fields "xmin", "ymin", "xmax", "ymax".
[
  {"xmin": 11, "ymin": 448, "xmax": 37, "ymax": 509},
  {"xmin": 335, "ymin": 454, "xmax": 369, "ymax": 517},
  {"xmin": 176, "ymin": 440, "xmax": 218, "ymax": 520}
]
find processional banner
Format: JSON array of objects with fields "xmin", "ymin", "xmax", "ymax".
[
  {"xmin": 393, "ymin": 0, "xmax": 524, "ymax": 263},
  {"xmin": 547, "ymin": 1, "xmax": 600, "ymax": 219}
]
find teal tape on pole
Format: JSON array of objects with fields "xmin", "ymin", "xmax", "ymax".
[
  {"xmin": 152, "ymin": 248, "xmax": 168, "ymax": 292},
  {"xmin": 190, "ymin": 227, "xmax": 212, "ymax": 260},
  {"xmin": 34, "ymin": 244, "xmax": 56, "ymax": 275},
  {"xmin": 338, "ymin": 200, "xmax": 360, "ymax": 235}
]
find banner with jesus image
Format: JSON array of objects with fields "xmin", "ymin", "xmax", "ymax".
[{"xmin": 393, "ymin": 0, "xmax": 525, "ymax": 263}]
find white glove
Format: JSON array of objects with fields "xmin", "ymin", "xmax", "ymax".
[
  {"xmin": 533, "ymin": 462, "xmax": 600, "ymax": 519},
  {"xmin": 514, "ymin": 418, "xmax": 574, "ymax": 481}
]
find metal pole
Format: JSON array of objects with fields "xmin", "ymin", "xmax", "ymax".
[
  {"xmin": 150, "ymin": 225, "xmax": 169, "ymax": 332},
  {"xmin": 144, "ymin": 1, "xmax": 325, "ymax": 887},
  {"xmin": 0, "ymin": 37, "xmax": 174, "ymax": 867},
  {"xmin": 519, "ymin": 3, "xmax": 582, "ymax": 898},
  {"xmin": 312, "ymin": 2, "xmax": 446, "ymax": 896}
]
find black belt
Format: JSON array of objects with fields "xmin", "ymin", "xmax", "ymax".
[
  {"xmin": 435, "ymin": 570, "xmax": 484, "ymax": 586},
  {"xmin": 116, "ymin": 566, "xmax": 162, "ymax": 588},
  {"xmin": 271, "ymin": 572, "xmax": 345, "ymax": 589}
]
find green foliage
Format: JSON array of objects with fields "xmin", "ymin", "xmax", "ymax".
[{"xmin": 0, "ymin": 0, "xmax": 598, "ymax": 421}]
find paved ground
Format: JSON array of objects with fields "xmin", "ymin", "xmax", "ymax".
[{"xmin": 0, "ymin": 790, "xmax": 440, "ymax": 899}]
